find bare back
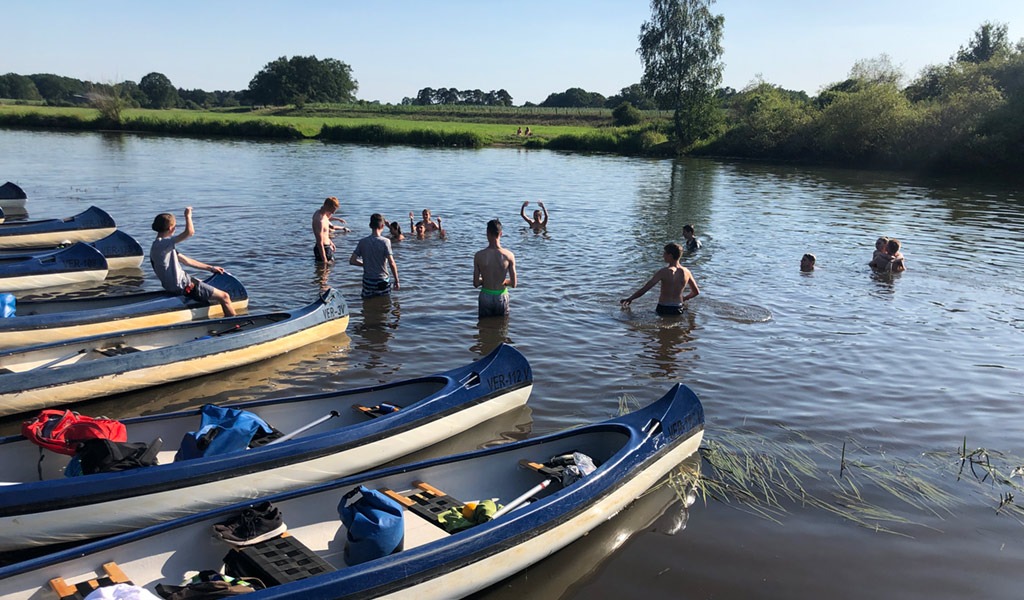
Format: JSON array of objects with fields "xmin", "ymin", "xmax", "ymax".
[
  {"xmin": 657, "ymin": 265, "xmax": 696, "ymax": 304},
  {"xmin": 474, "ymin": 246, "xmax": 516, "ymax": 290}
]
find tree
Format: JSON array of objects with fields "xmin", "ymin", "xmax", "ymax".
[
  {"xmin": 139, "ymin": 72, "xmax": 179, "ymax": 109},
  {"xmin": 88, "ymin": 82, "xmax": 131, "ymax": 125},
  {"xmin": 638, "ymin": 0, "xmax": 725, "ymax": 148},
  {"xmin": 0, "ymin": 73, "xmax": 42, "ymax": 100},
  {"xmin": 956, "ymin": 22, "xmax": 1011, "ymax": 64},
  {"xmin": 248, "ymin": 56, "xmax": 357, "ymax": 106},
  {"xmin": 540, "ymin": 87, "xmax": 606, "ymax": 108}
]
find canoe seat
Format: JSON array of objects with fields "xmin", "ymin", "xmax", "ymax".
[
  {"xmin": 382, "ymin": 481, "xmax": 462, "ymax": 528},
  {"xmin": 97, "ymin": 345, "xmax": 140, "ymax": 357},
  {"xmin": 352, "ymin": 403, "xmax": 400, "ymax": 419},
  {"xmin": 519, "ymin": 458, "xmax": 567, "ymax": 479},
  {"xmin": 49, "ymin": 562, "xmax": 132, "ymax": 600}
]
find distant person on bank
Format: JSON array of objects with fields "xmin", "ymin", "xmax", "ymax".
[
  {"xmin": 150, "ymin": 207, "xmax": 236, "ymax": 316},
  {"xmin": 350, "ymin": 213, "xmax": 400, "ymax": 298},
  {"xmin": 620, "ymin": 242, "xmax": 700, "ymax": 316},
  {"xmin": 520, "ymin": 200, "xmax": 548, "ymax": 232},
  {"xmin": 473, "ymin": 219, "xmax": 517, "ymax": 318}
]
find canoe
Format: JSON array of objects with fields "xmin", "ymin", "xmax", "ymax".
[
  {"xmin": 0, "ymin": 206, "xmax": 116, "ymax": 249},
  {"xmin": 0, "ymin": 273, "xmax": 249, "ymax": 350},
  {"xmin": 0, "ymin": 181, "xmax": 27, "ymax": 216},
  {"xmin": 0, "ymin": 231, "xmax": 146, "ymax": 271},
  {"xmin": 0, "ymin": 243, "xmax": 108, "ymax": 293},
  {"xmin": 0, "ymin": 288, "xmax": 350, "ymax": 417},
  {"xmin": 0, "ymin": 343, "xmax": 532, "ymax": 553},
  {"xmin": 0, "ymin": 383, "xmax": 702, "ymax": 599}
]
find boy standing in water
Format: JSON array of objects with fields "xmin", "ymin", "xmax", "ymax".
[
  {"xmin": 150, "ymin": 207, "xmax": 236, "ymax": 316},
  {"xmin": 312, "ymin": 196, "xmax": 341, "ymax": 262},
  {"xmin": 520, "ymin": 200, "xmax": 548, "ymax": 232},
  {"xmin": 620, "ymin": 243, "xmax": 700, "ymax": 315},
  {"xmin": 473, "ymin": 219, "xmax": 517, "ymax": 318},
  {"xmin": 350, "ymin": 213, "xmax": 400, "ymax": 298},
  {"xmin": 682, "ymin": 224, "xmax": 702, "ymax": 251}
]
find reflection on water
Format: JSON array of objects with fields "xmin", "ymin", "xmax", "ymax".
[{"xmin": 3, "ymin": 130, "xmax": 1024, "ymax": 599}]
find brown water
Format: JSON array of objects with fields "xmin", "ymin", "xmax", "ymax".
[{"xmin": 1, "ymin": 129, "xmax": 1022, "ymax": 599}]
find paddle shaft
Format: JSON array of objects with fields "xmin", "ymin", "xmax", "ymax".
[
  {"xmin": 493, "ymin": 479, "xmax": 551, "ymax": 518},
  {"xmin": 267, "ymin": 410, "xmax": 340, "ymax": 445}
]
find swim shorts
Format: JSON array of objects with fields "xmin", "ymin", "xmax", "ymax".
[
  {"xmin": 315, "ymin": 244, "xmax": 335, "ymax": 262},
  {"xmin": 656, "ymin": 303, "xmax": 686, "ymax": 316},
  {"xmin": 362, "ymin": 277, "xmax": 392, "ymax": 298},
  {"xmin": 184, "ymin": 277, "xmax": 217, "ymax": 303},
  {"xmin": 478, "ymin": 288, "xmax": 510, "ymax": 318}
]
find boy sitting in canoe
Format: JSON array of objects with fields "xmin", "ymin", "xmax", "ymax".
[
  {"xmin": 150, "ymin": 207, "xmax": 236, "ymax": 316},
  {"xmin": 620, "ymin": 242, "xmax": 700, "ymax": 316}
]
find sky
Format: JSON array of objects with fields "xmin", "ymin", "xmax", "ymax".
[{"xmin": 4, "ymin": 1, "xmax": 1023, "ymax": 105}]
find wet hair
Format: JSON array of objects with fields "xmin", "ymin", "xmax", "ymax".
[
  {"xmin": 886, "ymin": 238, "xmax": 901, "ymax": 254},
  {"xmin": 323, "ymin": 196, "xmax": 339, "ymax": 211},
  {"xmin": 486, "ymin": 219, "xmax": 502, "ymax": 237},
  {"xmin": 664, "ymin": 242, "xmax": 682, "ymax": 261},
  {"xmin": 682, "ymin": 224, "xmax": 695, "ymax": 235},
  {"xmin": 370, "ymin": 213, "xmax": 385, "ymax": 229},
  {"xmin": 875, "ymin": 236, "xmax": 889, "ymax": 251},
  {"xmin": 389, "ymin": 221, "xmax": 402, "ymax": 234},
  {"xmin": 533, "ymin": 210, "xmax": 543, "ymax": 220},
  {"xmin": 152, "ymin": 213, "xmax": 175, "ymax": 233},
  {"xmin": 801, "ymin": 253, "xmax": 816, "ymax": 264}
]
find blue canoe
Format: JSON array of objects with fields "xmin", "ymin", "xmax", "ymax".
[
  {"xmin": 0, "ymin": 343, "xmax": 533, "ymax": 553},
  {"xmin": 0, "ymin": 181, "xmax": 27, "ymax": 217},
  {"xmin": 0, "ymin": 272, "xmax": 249, "ymax": 349},
  {"xmin": 0, "ymin": 230, "xmax": 145, "ymax": 271},
  {"xmin": 0, "ymin": 383, "xmax": 702, "ymax": 599},
  {"xmin": 0, "ymin": 206, "xmax": 116, "ymax": 249},
  {"xmin": 0, "ymin": 288, "xmax": 350, "ymax": 417},
  {"xmin": 0, "ymin": 242, "xmax": 108, "ymax": 293}
]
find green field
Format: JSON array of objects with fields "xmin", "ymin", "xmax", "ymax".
[{"xmin": 0, "ymin": 104, "xmax": 672, "ymax": 155}]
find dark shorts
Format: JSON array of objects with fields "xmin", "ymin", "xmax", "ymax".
[
  {"xmin": 656, "ymin": 303, "xmax": 686, "ymax": 316},
  {"xmin": 184, "ymin": 277, "xmax": 217, "ymax": 303},
  {"xmin": 315, "ymin": 244, "xmax": 335, "ymax": 262},
  {"xmin": 361, "ymin": 277, "xmax": 391, "ymax": 298},
  {"xmin": 479, "ymin": 290, "xmax": 510, "ymax": 318}
]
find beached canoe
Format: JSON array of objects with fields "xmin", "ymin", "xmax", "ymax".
[
  {"xmin": 0, "ymin": 231, "xmax": 146, "ymax": 271},
  {"xmin": 0, "ymin": 242, "xmax": 108, "ymax": 293},
  {"xmin": 0, "ymin": 343, "xmax": 533, "ymax": 553},
  {"xmin": 0, "ymin": 206, "xmax": 116, "ymax": 249},
  {"xmin": 0, "ymin": 288, "xmax": 349, "ymax": 417},
  {"xmin": 0, "ymin": 273, "xmax": 249, "ymax": 350},
  {"xmin": 0, "ymin": 181, "xmax": 27, "ymax": 217},
  {"xmin": 0, "ymin": 382, "xmax": 702, "ymax": 599}
]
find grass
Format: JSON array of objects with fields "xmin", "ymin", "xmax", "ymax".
[{"xmin": 0, "ymin": 104, "xmax": 672, "ymax": 154}]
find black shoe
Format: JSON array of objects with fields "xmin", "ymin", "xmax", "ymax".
[{"xmin": 213, "ymin": 501, "xmax": 287, "ymax": 546}]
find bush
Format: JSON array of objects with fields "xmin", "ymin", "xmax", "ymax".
[
  {"xmin": 612, "ymin": 102, "xmax": 644, "ymax": 126},
  {"xmin": 319, "ymin": 124, "xmax": 484, "ymax": 147}
]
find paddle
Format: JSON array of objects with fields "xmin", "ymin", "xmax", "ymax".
[
  {"xmin": 30, "ymin": 349, "xmax": 86, "ymax": 371},
  {"xmin": 492, "ymin": 479, "xmax": 552, "ymax": 519},
  {"xmin": 266, "ymin": 410, "xmax": 340, "ymax": 446}
]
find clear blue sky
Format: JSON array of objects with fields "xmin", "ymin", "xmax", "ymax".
[{"xmin": 5, "ymin": 1, "xmax": 1023, "ymax": 104}]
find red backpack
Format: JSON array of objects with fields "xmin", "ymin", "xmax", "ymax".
[{"xmin": 21, "ymin": 410, "xmax": 128, "ymax": 455}]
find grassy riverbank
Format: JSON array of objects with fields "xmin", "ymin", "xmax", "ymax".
[{"xmin": 0, "ymin": 104, "xmax": 672, "ymax": 155}]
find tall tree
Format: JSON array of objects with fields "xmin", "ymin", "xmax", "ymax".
[
  {"xmin": 139, "ymin": 72, "xmax": 179, "ymax": 109},
  {"xmin": 638, "ymin": 0, "xmax": 725, "ymax": 148},
  {"xmin": 956, "ymin": 22, "xmax": 1011, "ymax": 64},
  {"xmin": 248, "ymin": 56, "xmax": 357, "ymax": 106}
]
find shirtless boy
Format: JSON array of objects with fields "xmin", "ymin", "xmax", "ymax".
[
  {"xmin": 886, "ymin": 239, "xmax": 906, "ymax": 272},
  {"xmin": 312, "ymin": 197, "xmax": 341, "ymax": 262},
  {"xmin": 868, "ymin": 236, "xmax": 890, "ymax": 270},
  {"xmin": 150, "ymin": 207, "xmax": 236, "ymax": 316},
  {"xmin": 413, "ymin": 209, "xmax": 441, "ymax": 232},
  {"xmin": 620, "ymin": 243, "xmax": 700, "ymax": 315},
  {"xmin": 473, "ymin": 219, "xmax": 517, "ymax": 318},
  {"xmin": 520, "ymin": 200, "xmax": 548, "ymax": 232}
]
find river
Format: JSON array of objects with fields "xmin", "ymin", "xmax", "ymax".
[{"xmin": 1, "ymin": 129, "xmax": 1022, "ymax": 599}]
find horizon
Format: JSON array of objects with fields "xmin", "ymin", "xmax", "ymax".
[{"xmin": 5, "ymin": 1, "xmax": 1023, "ymax": 105}]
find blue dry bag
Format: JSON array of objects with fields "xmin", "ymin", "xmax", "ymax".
[
  {"xmin": 338, "ymin": 485, "xmax": 404, "ymax": 565},
  {"xmin": 175, "ymin": 404, "xmax": 273, "ymax": 461},
  {"xmin": 1, "ymin": 293, "xmax": 15, "ymax": 318}
]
